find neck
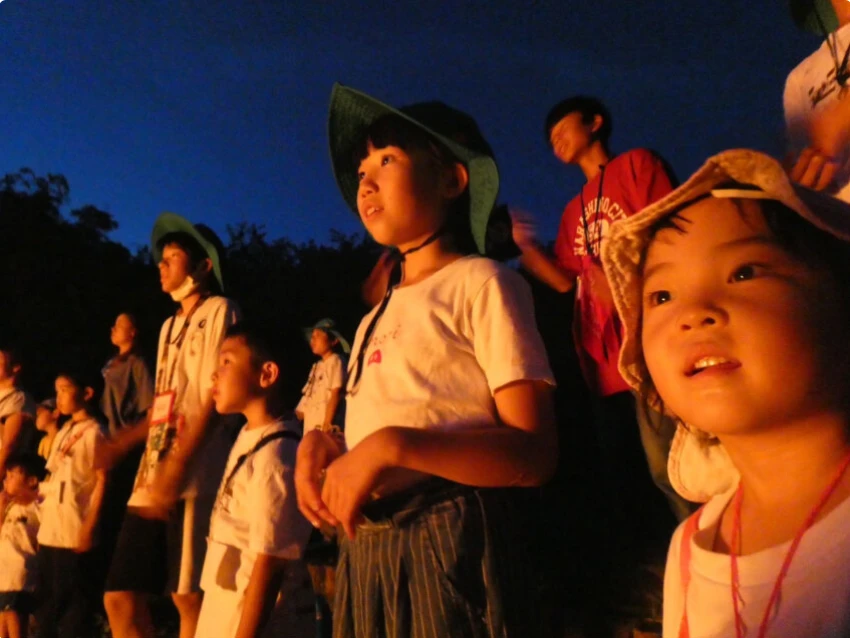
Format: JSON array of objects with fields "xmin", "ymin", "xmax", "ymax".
[
  {"xmin": 831, "ymin": 0, "xmax": 850, "ymax": 28},
  {"xmin": 70, "ymin": 407, "xmax": 90, "ymax": 423},
  {"xmin": 576, "ymin": 144, "xmax": 611, "ymax": 181},
  {"xmin": 179, "ymin": 290, "xmax": 203, "ymax": 315},
  {"xmin": 0, "ymin": 378, "xmax": 15, "ymax": 392},
  {"xmin": 13, "ymin": 490, "xmax": 37, "ymax": 506},
  {"xmin": 320, "ymin": 350, "xmax": 335, "ymax": 361},
  {"xmin": 45, "ymin": 423, "xmax": 59, "ymax": 435},
  {"xmin": 117, "ymin": 343, "xmax": 133, "ymax": 356},
  {"xmin": 722, "ymin": 413, "xmax": 850, "ymax": 511},
  {"xmin": 397, "ymin": 235, "xmax": 461, "ymax": 286},
  {"xmin": 242, "ymin": 399, "xmax": 277, "ymax": 431}
]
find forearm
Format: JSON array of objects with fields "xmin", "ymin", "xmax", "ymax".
[
  {"xmin": 518, "ymin": 244, "xmax": 575, "ymax": 294},
  {"xmin": 81, "ymin": 471, "xmax": 107, "ymax": 535},
  {"xmin": 383, "ymin": 423, "xmax": 557, "ymax": 488},
  {"xmin": 235, "ymin": 554, "xmax": 287, "ymax": 638}
]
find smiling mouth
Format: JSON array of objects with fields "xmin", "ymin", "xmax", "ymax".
[
  {"xmin": 686, "ymin": 356, "xmax": 740, "ymax": 377},
  {"xmin": 362, "ymin": 205, "xmax": 382, "ymax": 219}
]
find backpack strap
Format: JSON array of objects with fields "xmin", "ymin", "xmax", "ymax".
[
  {"xmin": 223, "ymin": 430, "xmax": 300, "ymax": 492},
  {"xmin": 678, "ymin": 506, "xmax": 705, "ymax": 638}
]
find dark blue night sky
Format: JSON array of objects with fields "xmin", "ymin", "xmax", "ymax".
[{"xmin": 0, "ymin": 0, "xmax": 817, "ymax": 252}]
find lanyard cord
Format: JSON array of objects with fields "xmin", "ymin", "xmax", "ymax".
[
  {"xmin": 579, "ymin": 165, "xmax": 607, "ymax": 258},
  {"xmin": 156, "ymin": 295, "xmax": 208, "ymax": 393}
]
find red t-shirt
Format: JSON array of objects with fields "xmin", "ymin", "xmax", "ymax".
[{"xmin": 553, "ymin": 149, "xmax": 674, "ymax": 396}]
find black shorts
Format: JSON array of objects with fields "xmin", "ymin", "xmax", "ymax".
[
  {"xmin": 104, "ymin": 497, "xmax": 213, "ymax": 595},
  {"xmin": 0, "ymin": 590, "xmax": 34, "ymax": 615}
]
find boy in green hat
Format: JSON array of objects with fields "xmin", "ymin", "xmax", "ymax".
[
  {"xmin": 785, "ymin": 0, "xmax": 850, "ymax": 200},
  {"xmin": 102, "ymin": 213, "xmax": 240, "ymax": 638},
  {"xmin": 295, "ymin": 318, "xmax": 349, "ymax": 436},
  {"xmin": 294, "ymin": 84, "xmax": 557, "ymax": 637}
]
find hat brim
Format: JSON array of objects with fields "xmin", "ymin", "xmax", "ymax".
[
  {"xmin": 789, "ymin": 0, "xmax": 838, "ymax": 34},
  {"xmin": 328, "ymin": 83, "xmax": 499, "ymax": 254},
  {"xmin": 601, "ymin": 148, "xmax": 850, "ymax": 500},
  {"xmin": 151, "ymin": 212, "xmax": 224, "ymax": 292}
]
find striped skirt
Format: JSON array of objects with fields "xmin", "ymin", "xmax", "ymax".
[{"xmin": 333, "ymin": 481, "xmax": 549, "ymax": 638}]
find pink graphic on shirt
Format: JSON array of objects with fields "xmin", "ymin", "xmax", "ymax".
[{"xmin": 368, "ymin": 350, "xmax": 382, "ymax": 366}]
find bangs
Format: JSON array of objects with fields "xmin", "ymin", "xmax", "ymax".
[{"xmin": 351, "ymin": 114, "xmax": 453, "ymax": 168}]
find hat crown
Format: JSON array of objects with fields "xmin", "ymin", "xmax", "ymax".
[{"xmin": 399, "ymin": 102, "xmax": 494, "ymax": 158}]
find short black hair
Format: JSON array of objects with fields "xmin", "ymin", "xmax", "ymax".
[
  {"xmin": 7, "ymin": 453, "xmax": 47, "ymax": 482},
  {"xmin": 55, "ymin": 364, "xmax": 103, "ymax": 405},
  {"xmin": 0, "ymin": 345, "xmax": 22, "ymax": 373},
  {"xmin": 545, "ymin": 96, "xmax": 612, "ymax": 147},
  {"xmin": 156, "ymin": 228, "xmax": 225, "ymax": 295}
]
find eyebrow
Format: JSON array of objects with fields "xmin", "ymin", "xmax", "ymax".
[{"xmin": 642, "ymin": 234, "xmax": 781, "ymax": 282}]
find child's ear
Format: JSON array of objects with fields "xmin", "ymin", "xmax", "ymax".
[
  {"xmin": 590, "ymin": 113, "xmax": 604, "ymax": 136},
  {"xmin": 26, "ymin": 476, "xmax": 38, "ymax": 490},
  {"xmin": 441, "ymin": 162, "xmax": 469, "ymax": 199},
  {"xmin": 83, "ymin": 386, "xmax": 95, "ymax": 403},
  {"xmin": 259, "ymin": 361, "xmax": 280, "ymax": 389}
]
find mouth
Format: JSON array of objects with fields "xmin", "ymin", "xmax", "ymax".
[
  {"xmin": 361, "ymin": 204, "xmax": 382, "ymax": 220},
  {"xmin": 685, "ymin": 355, "xmax": 741, "ymax": 377}
]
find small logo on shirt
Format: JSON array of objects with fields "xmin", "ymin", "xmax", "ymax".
[{"xmin": 367, "ymin": 350, "xmax": 382, "ymax": 366}]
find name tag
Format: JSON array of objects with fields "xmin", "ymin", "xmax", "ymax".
[{"xmin": 150, "ymin": 391, "xmax": 176, "ymax": 426}]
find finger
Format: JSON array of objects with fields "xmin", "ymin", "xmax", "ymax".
[
  {"xmin": 789, "ymin": 148, "xmax": 815, "ymax": 183},
  {"xmin": 814, "ymin": 158, "xmax": 839, "ymax": 191},
  {"xmin": 798, "ymin": 151, "xmax": 830, "ymax": 189}
]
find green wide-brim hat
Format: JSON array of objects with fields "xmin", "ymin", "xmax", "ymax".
[
  {"xmin": 303, "ymin": 318, "xmax": 350, "ymax": 354},
  {"xmin": 789, "ymin": 0, "xmax": 838, "ymax": 34},
  {"xmin": 151, "ymin": 212, "xmax": 225, "ymax": 292},
  {"xmin": 328, "ymin": 83, "xmax": 499, "ymax": 254}
]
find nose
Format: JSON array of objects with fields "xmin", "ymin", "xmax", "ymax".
[
  {"xmin": 678, "ymin": 301, "xmax": 726, "ymax": 332},
  {"xmin": 358, "ymin": 173, "xmax": 377, "ymax": 199}
]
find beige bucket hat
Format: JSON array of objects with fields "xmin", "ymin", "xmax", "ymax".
[{"xmin": 601, "ymin": 149, "xmax": 850, "ymax": 502}]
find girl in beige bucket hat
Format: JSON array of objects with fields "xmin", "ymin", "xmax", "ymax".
[{"xmin": 602, "ymin": 149, "xmax": 850, "ymax": 637}]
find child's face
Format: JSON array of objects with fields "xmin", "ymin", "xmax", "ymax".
[
  {"xmin": 0, "ymin": 351, "xmax": 16, "ymax": 383},
  {"xmin": 550, "ymin": 112, "xmax": 595, "ymax": 165},
  {"xmin": 158, "ymin": 243, "xmax": 193, "ymax": 294},
  {"xmin": 212, "ymin": 336, "xmax": 262, "ymax": 415},
  {"xmin": 3, "ymin": 467, "xmax": 34, "ymax": 498},
  {"xmin": 35, "ymin": 406, "xmax": 57, "ymax": 432},
  {"xmin": 309, "ymin": 329, "xmax": 335, "ymax": 357},
  {"xmin": 55, "ymin": 377, "xmax": 87, "ymax": 416},
  {"xmin": 640, "ymin": 197, "xmax": 845, "ymax": 437},
  {"xmin": 110, "ymin": 313, "xmax": 136, "ymax": 348},
  {"xmin": 356, "ymin": 142, "xmax": 448, "ymax": 251}
]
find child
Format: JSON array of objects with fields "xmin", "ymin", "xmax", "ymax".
[
  {"xmin": 295, "ymin": 318, "xmax": 349, "ymax": 435},
  {"xmin": 103, "ymin": 213, "xmax": 240, "ymax": 638},
  {"xmin": 600, "ymin": 149, "xmax": 850, "ymax": 636},
  {"xmin": 195, "ymin": 322, "xmax": 314, "ymax": 637},
  {"xmin": 34, "ymin": 399, "xmax": 59, "ymax": 462},
  {"xmin": 0, "ymin": 347, "xmax": 38, "ymax": 478},
  {"xmin": 295, "ymin": 84, "xmax": 557, "ymax": 637},
  {"xmin": 36, "ymin": 368, "xmax": 107, "ymax": 638},
  {"xmin": 0, "ymin": 454, "xmax": 46, "ymax": 638},
  {"xmin": 101, "ymin": 312, "xmax": 154, "ymax": 437}
]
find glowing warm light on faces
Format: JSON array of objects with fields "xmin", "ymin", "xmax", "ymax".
[
  {"xmin": 211, "ymin": 336, "xmax": 262, "ymax": 415},
  {"xmin": 640, "ymin": 198, "xmax": 844, "ymax": 437},
  {"xmin": 54, "ymin": 376, "xmax": 87, "ymax": 416},
  {"xmin": 356, "ymin": 142, "xmax": 449, "ymax": 251},
  {"xmin": 110, "ymin": 313, "xmax": 136, "ymax": 348},
  {"xmin": 3, "ymin": 467, "xmax": 32, "ymax": 499},
  {"xmin": 158, "ymin": 244, "xmax": 193, "ymax": 294},
  {"xmin": 549, "ymin": 112, "xmax": 595, "ymax": 164},
  {"xmin": 309, "ymin": 329, "xmax": 335, "ymax": 357}
]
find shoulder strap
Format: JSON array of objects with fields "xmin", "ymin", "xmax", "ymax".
[
  {"xmin": 223, "ymin": 430, "xmax": 300, "ymax": 491},
  {"xmin": 678, "ymin": 506, "xmax": 704, "ymax": 638}
]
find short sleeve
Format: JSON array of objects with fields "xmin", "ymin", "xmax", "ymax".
[
  {"xmin": 469, "ymin": 269, "xmax": 555, "ymax": 393},
  {"xmin": 626, "ymin": 149, "xmax": 675, "ymax": 215},
  {"xmin": 132, "ymin": 356, "xmax": 154, "ymax": 414},
  {"xmin": 198, "ymin": 299, "xmax": 241, "ymax": 401},
  {"xmin": 327, "ymin": 355, "xmax": 344, "ymax": 391},
  {"xmin": 553, "ymin": 200, "xmax": 581, "ymax": 277},
  {"xmin": 247, "ymin": 443, "xmax": 312, "ymax": 558}
]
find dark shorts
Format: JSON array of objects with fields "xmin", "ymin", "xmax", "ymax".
[
  {"xmin": 104, "ymin": 497, "xmax": 213, "ymax": 595},
  {"xmin": 0, "ymin": 590, "xmax": 34, "ymax": 615}
]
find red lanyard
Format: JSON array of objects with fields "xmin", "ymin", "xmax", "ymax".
[
  {"xmin": 55, "ymin": 419, "xmax": 95, "ymax": 460},
  {"xmin": 729, "ymin": 450, "xmax": 850, "ymax": 638}
]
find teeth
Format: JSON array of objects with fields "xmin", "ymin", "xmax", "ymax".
[{"xmin": 693, "ymin": 356, "xmax": 729, "ymax": 371}]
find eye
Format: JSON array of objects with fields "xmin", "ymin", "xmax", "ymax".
[
  {"xmin": 729, "ymin": 264, "xmax": 760, "ymax": 282},
  {"xmin": 646, "ymin": 290, "xmax": 672, "ymax": 307},
  {"xmin": 357, "ymin": 170, "xmax": 365, "ymax": 182},
  {"xmin": 381, "ymin": 154, "xmax": 394, "ymax": 166}
]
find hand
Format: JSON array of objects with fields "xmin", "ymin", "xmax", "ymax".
[
  {"xmin": 321, "ymin": 431, "xmax": 393, "ymax": 540},
  {"xmin": 75, "ymin": 527, "xmax": 93, "ymax": 554},
  {"xmin": 294, "ymin": 430, "xmax": 343, "ymax": 529},
  {"xmin": 508, "ymin": 207, "xmax": 538, "ymax": 250},
  {"xmin": 809, "ymin": 96, "xmax": 850, "ymax": 159},
  {"xmin": 787, "ymin": 147, "xmax": 840, "ymax": 191}
]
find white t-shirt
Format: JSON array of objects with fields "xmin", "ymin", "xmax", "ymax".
[
  {"xmin": 37, "ymin": 417, "xmax": 104, "ymax": 549},
  {"xmin": 129, "ymin": 296, "xmax": 240, "ymax": 507},
  {"xmin": 197, "ymin": 419, "xmax": 313, "ymax": 638},
  {"xmin": 0, "ymin": 387, "xmax": 37, "ymax": 452},
  {"xmin": 344, "ymin": 255, "xmax": 555, "ymax": 451},
  {"xmin": 784, "ymin": 22, "xmax": 850, "ymax": 202},
  {"xmin": 0, "ymin": 500, "xmax": 40, "ymax": 592},
  {"xmin": 296, "ymin": 354, "xmax": 345, "ymax": 434},
  {"xmin": 663, "ymin": 486, "xmax": 850, "ymax": 637}
]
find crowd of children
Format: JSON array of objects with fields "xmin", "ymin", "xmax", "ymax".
[{"xmin": 1, "ymin": 2, "xmax": 850, "ymax": 637}]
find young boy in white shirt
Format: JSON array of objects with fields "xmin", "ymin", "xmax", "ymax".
[
  {"xmin": 103, "ymin": 213, "xmax": 240, "ymax": 638},
  {"xmin": 195, "ymin": 321, "xmax": 314, "ymax": 638},
  {"xmin": 36, "ymin": 369, "xmax": 107, "ymax": 638},
  {"xmin": 0, "ymin": 453, "xmax": 45, "ymax": 638},
  {"xmin": 295, "ymin": 85, "xmax": 557, "ymax": 637},
  {"xmin": 295, "ymin": 318, "xmax": 349, "ymax": 435}
]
